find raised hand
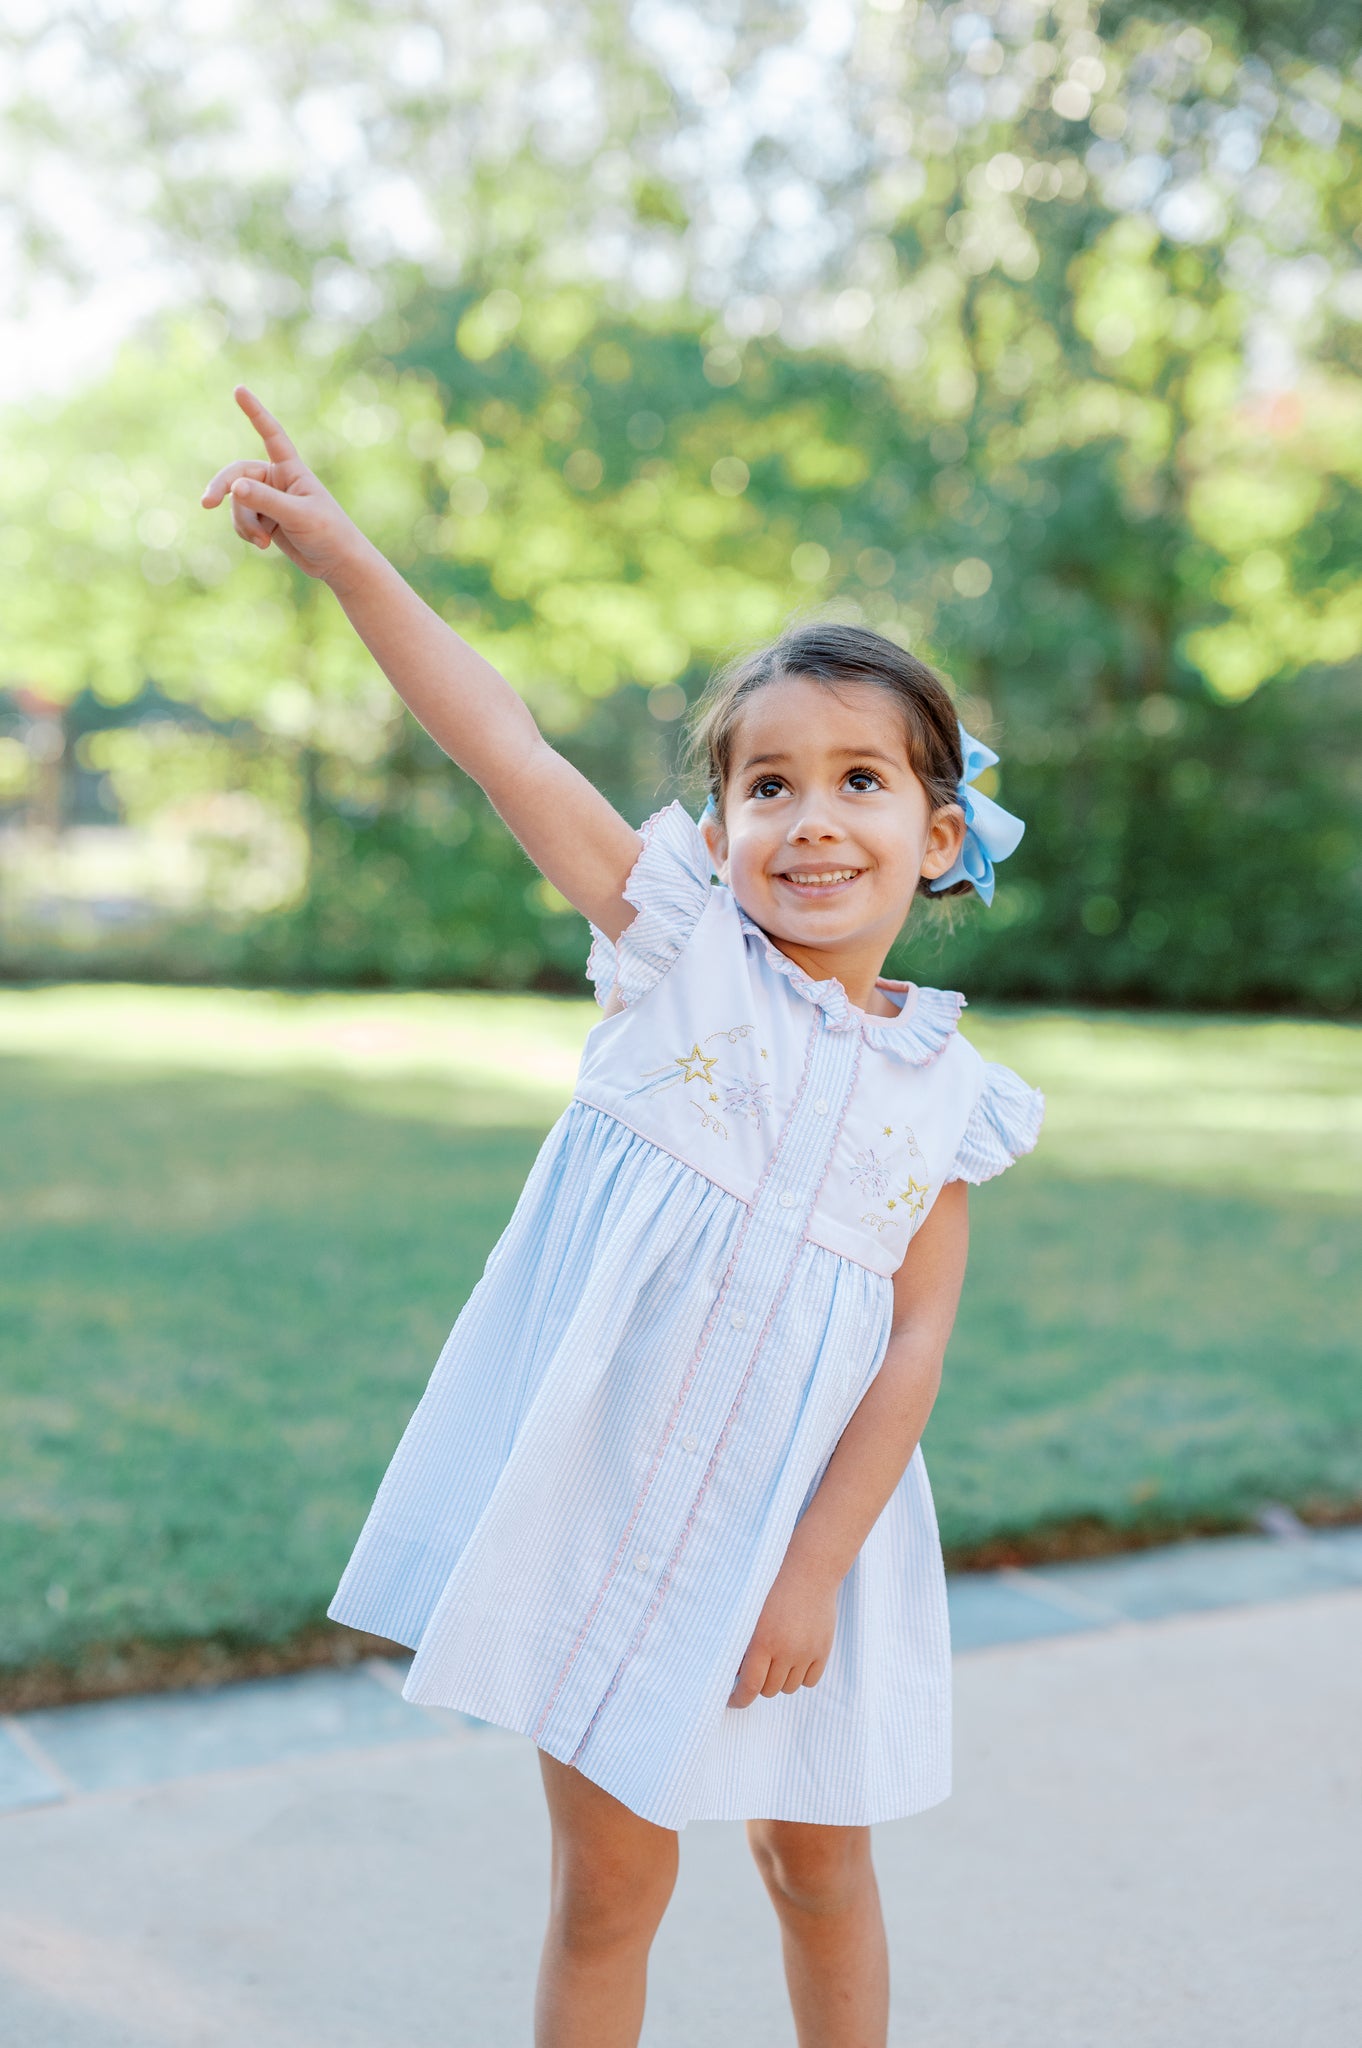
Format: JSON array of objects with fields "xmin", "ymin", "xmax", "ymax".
[
  {"xmin": 200, "ymin": 381, "xmax": 646, "ymax": 945},
  {"xmin": 200, "ymin": 386, "xmax": 368, "ymax": 585}
]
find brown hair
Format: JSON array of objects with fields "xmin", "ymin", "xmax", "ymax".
[{"xmin": 683, "ymin": 621, "xmax": 974, "ymax": 898}]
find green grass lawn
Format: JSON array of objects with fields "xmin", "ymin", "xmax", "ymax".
[{"xmin": 2, "ymin": 984, "xmax": 1359, "ymax": 1693}]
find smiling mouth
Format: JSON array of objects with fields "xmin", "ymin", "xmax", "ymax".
[{"xmin": 774, "ymin": 867, "xmax": 865, "ymax": 893}]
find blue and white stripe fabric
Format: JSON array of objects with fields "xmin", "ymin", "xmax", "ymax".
[
  {"xmin": 328, "ymin": 802, "xmax": 1043, "ymax": 1829},
  {"xmin": 949, "ymin": 1059, "xmax": 1048, "ymax": 1182}
]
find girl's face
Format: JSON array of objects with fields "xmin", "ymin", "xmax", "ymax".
[{"xmin": 700, "ymin": 674, "xmax": 966, "ymax": 964}]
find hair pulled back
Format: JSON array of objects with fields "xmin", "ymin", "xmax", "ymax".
[{"xmin": 683, "ymin": 621, "xmax": 974, "ymax": 898}]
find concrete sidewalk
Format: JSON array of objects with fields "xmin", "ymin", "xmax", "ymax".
[{"xmin": 3, "ymin": 1531, "xmax": 1360, "ymax": 2045}]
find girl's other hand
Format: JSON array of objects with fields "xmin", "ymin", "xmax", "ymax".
[
  {"xmin": 200, "ymin": 386, "xmax": 367, "ymax": 586},
  {"xmin": 727, "ymin": 1560, "xmax": 838, "ymax": 1708}
]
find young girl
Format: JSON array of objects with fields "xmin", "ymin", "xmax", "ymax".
[{"xmin": 203, "ymin": 386, "xmax": 1043, "ymax": 2048}]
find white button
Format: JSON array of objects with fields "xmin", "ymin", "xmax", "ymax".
[
  {"xmin": 814, "ymin": 1098, "xmax": 829, "ymax": 1115},
  {"xmin": 730, "ymin": 1309, "xmax": 747, "ymax": 1330},
  {"xmin": 634, "ymin": 1553, "xmax": 650, "ymax": 1572},
  {"xmin": 779, "ymin": 1190, "xmax": 797, "ymax": 1208},
  {"xmin": 681, "ymin": 1433, "xmax": 699, "ymax": 1452}
]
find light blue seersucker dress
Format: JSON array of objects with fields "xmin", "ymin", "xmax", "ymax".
[{"xmin": 328, "ymin": 802, "xmax": 1044, "ymax": 1829}]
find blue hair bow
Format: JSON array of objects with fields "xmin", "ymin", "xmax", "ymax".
[{"xmin": 928, "ymin": 723, "xmax": 1024, "ymax": 907}]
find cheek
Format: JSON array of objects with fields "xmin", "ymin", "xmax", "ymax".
[
  {"xmin": 862, "ymin": 820, "xmax": 922, "ymax": 873},
  {"xmin": 723, "ymin": 820, "xmax": 768, "ymax": 872},
  {"xmin": 728, "ymin": 840, "xmax": 765, "ymax": 890}
]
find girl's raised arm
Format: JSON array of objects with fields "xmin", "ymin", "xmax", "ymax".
[{"xmin": 201, "ymin": 386, "xmax": 645, "ymax": 942}]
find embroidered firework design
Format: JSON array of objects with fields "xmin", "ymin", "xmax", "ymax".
[
  {"xmin": 850, "ymin": 1148, "xmax": 890, "ymax": 1199},
  {"xmin": 855, "ymin": 1126, "xmax": 929, "ymax": 1234},
  {"xmin": 721, "ymin": 1076, "xmax": 773, "ymax": 1126},
  {"xmin": 637, "ymin": 1024, "xmax": 762, "ymax": 1139}
]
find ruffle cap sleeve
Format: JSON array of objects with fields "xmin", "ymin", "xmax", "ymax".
[
  {"xmin": 586, "ymin": 800, "xmax": 714, "ymax": 1009},
  {"xmin": 946, "ymin": 1060, "xmax": 1045, "ymax": 1184}
]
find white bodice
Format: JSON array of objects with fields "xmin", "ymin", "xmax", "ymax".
[{"xmin": 577, "ymin": 803, "xmax": 1042, "ymax": 1279}]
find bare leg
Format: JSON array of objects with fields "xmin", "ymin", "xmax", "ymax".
[
  {"xmin": 534, "ymin": 1749, "xmax": 680, "ymax": 2048},
  {"xmin": 746, "ymin": 1817, "xmax": 889, "ymax": 2048}
]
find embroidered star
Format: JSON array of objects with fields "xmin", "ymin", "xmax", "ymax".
[
  {"xmin": 676, "ymin": 1043, "xmax": 719, "ymax": 1086},
  {"xmin": 887, "ymin": 1198, "xmax": 897, "ymax": 1209},
  {"xmin": 883, "ymin": 1124, "xmax": 893, "ymax": 1136},
  {"xmin": 759, "ymin": 1046, "xmax": 768, "ymax": 1059},
  {"xmin": 900, "ymin": 1177, "xmax": 929, "ymax": 1218},
  {"xmin": 709, "ymin": 1092, "xmax": 718, "ymax": 1102}
]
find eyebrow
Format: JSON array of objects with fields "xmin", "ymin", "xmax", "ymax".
[{"xmin": 737, "ymin": 747, "xmax": 903, "ymax": 772}]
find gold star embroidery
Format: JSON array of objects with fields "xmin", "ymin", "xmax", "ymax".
[
  {"xmin": 676, "ymin": 1043, "xmax": 718, "ymax": 1086},
  {"xmin": 900, "ymin": 1177, "xmax": 929, "ymax": 1218},
  {"xmin": 759, "ymin": 1046, "xmax": 768, "ymax": 1059},
  {"xmin": 887, "ymin": 1198, "xmax": 897, "ymax": 1209},
  {"xmin": 883, "ymin": 1125, "xmax": 893, "ymax": 1136},
  {"xmin": 709, "ymin": 1092, "xmax": 718, "ymax": 1102}
]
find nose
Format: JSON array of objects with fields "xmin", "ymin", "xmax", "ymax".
[{"xmin": 788, "ymin": 801, "xmax": 845, "ymax": 844}]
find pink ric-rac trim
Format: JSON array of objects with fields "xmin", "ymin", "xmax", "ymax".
[
  {"xmin": 531, "ymin": 1014, "xmax": 823, "ymax": 1746},
  {"xmin": 568, "ymin": 1034, "xmax": 864, "ymax": 1769}
]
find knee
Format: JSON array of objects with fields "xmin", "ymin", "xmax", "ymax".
[
  {"xmin": 747, "ymin": 1820, "xmax": 872, "ymax": 1918},
  {"xmin": 550, "ymin": 1840, "xmax": 678, "ymax": 1957}
]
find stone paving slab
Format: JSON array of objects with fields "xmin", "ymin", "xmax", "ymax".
[
  {"xmin": 0, "ymin": 1721, "xmax": 65, "ymax": 1813},
  {"xmin": 1, "ymin": 1587, "xmax": 1358, "ymax": 2047},
  {"xmin": 1020, "ymin": 1524, "xmax": 1362, "ymax": 1622},
  {"xmin": 944, "ymin": 1570, "xmax": 1105, "ymax": 1649},
  {"xmin": 14, "ymin": 1665, "xmax": 471, "ymax": 1798},
  {"xmin": 4, "ymin": 1527, "xmax": 1360, "ymax": 1815}
]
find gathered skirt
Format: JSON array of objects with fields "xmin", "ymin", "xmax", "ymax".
[{"xmin": 328, "ymin": 1100, "xmax": 952, "ymax": 1829}]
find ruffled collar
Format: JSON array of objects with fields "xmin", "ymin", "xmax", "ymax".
[{"xmin": 733, "ymin": 901, "xmax": 964, "ymax": 1065}]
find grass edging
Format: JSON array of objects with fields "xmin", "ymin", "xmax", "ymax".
[
  {"xmin": 7, "ymin": 1497, "xmax": 1360, "ymax": 1716},
  {"xmin": 0, "ymin": 1623, "xmax": 406, "ymax": 1716}
]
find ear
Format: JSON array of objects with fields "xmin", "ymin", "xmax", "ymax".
[
  {"xmin": 700, "ymin": 807, "xmax": 729, "ymax": 882},
  {"xmin": 919, "ymin": 800, "xmax": 966, "ymax": 883}
]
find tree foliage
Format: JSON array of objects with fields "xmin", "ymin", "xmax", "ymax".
[{"xmin": 1, "ymin": 0, "xmax": 1359, "ymax": 1009}]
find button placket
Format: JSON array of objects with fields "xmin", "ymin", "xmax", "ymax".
[
  {"xmin": 753, "ymin": 1019, "xmax": 858, "ymax": 1246},
  {"xmin": 543, "ymin": 1021, "xmax": 860, "ymax": 1760}
]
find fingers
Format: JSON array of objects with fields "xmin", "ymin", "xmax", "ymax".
[
  {"xmin": 730, "ymin": 1649, "xmax": 825, "ymax": 1707},
  {"xmin": 230, "ymin": 488, "xmax": 272, "ymax": 548},
  {"xmin": 235, "ymin": 503, "xmax": 273, "ymax": 549},
  {"xmin": 200, "ymin": 458, "xmax": 269, "ymax": 509},
  {"xmin": 728, "ymin": 1650, "xmax": 768, "ymax": 1709},
  {"xmin": 234, "ymin": 385, "xmax": 300, "ymax": 464},
  {"xmin": 230, "ymin": 475, "xmax": 297, "ymax": 522},
  {"xmin": 221, "ymin": 476, "xmax": 290, "ymax": 551}
]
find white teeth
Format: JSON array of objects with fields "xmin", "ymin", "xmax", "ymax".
[{"xmin": 785, "ymin": 870, "xmax": 858, "ymax": 886}]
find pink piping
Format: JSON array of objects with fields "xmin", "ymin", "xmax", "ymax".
[
  {"xmin": 568, "ymin": 1032, "xmax": 864, "ymax": 1768},
  {"xmin": 532, "ymin": 1013, "xmax": 821, "ymax": 1746}
]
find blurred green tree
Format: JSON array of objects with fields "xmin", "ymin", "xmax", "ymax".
[{"xmin": 1, "ymin": 0, "xmax": 1358, "ymax": 1006}]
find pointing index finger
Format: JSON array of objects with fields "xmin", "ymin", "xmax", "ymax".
[{"xmin": 234, "ymin": 385, "xmax": 299, "ymax": 464}]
